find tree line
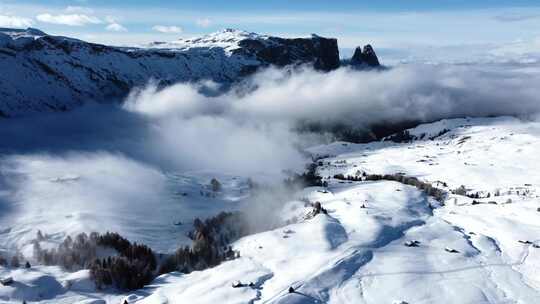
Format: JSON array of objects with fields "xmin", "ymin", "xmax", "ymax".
[
  {"xmin": 32, "ymin": 231, "xmax": 156, "ymax": 290},
  {"xmin": 333, "ymin": 172, "xmax": 447, "ymax": 202},
  {"xmin": 159, "ymin": 211, "xmax": 245, "ymax": 275},
  {"xmin": 31, "ymin": 211, "xmax": 248, "ymax": 291}
]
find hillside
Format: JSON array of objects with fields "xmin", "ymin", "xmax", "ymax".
[{"xmin": 1, "ymin": 116, "xmax": 539, "ymax": 303}]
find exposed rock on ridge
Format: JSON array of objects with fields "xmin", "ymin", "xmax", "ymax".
[{"xmin": 350, "ymin": 44, "xmax": 381, "ymax": 67}]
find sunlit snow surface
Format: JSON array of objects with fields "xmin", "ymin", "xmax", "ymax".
[
  {"xmin": 144, "ymin": 29, "xmax": 269, "ymax": 53},
  {"xmin": 2, "ymin": 116, "xmax": 540, "ymax": 303}
]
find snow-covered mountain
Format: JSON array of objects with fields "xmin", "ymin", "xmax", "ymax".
[
  {"xmin": 2, "ymin": 116, "xmax": 540, "ymax": 303},
  {"xmin": 0, "ymin": 28, "xmax": 348, "ymax": 117}
]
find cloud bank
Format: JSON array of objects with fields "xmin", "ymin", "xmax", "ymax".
[
  {"xmin": 152, "ymin": 25, "xmax": 183, "ymax": 33},
  {"xmin": 126, "ymin": 64, "xmax": 540, "ymax": 132},
  {"xmin": 2, "ymin": 63, "xmax": 540, "ymax": 179},
  {"xmin": 36, "ymin": 13, "xmax": 102, "ymax": 26},
  {"xmin": 0, "ymin": 14, "xmax": 33, "ymax": 28}
]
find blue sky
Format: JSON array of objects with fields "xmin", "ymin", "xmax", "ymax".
[
  {"xmin": 8, "ymin": 0, "xmax": 540, "ymax": 11},
  {"xmin": 2, "ymin": 1, "xmax": 540, "ymax": 63}
]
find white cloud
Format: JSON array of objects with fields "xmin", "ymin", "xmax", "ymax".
[
  {"xmin": 105, "ymin": 16, "xmax": 117, "ymax": 24},
  {"xmin": 152, "ymin": 25, "xmax": 182, "ymax": 34},
  {"xmin": 196, "ymin": 18, "xmax": 212, "ymax": 28},
  {"xmin": 125, "ymin": 64, "xmax": 540, "ymax": 131},
  {"xmin": 65, "ymin": 6, "xmax": 94, "ymax": 14},
  {"xmin": 0, "ymin": 15, "xmax": 34, "ymax": 28},
  {"xmin": 118, "ymin": 62, "xmax": 540, "ymax": 176},
  {"xmin": 103, "ymin": 15, "xmax": 127, "ymax": 32},
  {"xmin": 106, "ymin": 22, "xmax": 127, "ymax": 32},
  {"xmin": 36, "ymin": 13, "xmax": 102, "ymax": 26}
]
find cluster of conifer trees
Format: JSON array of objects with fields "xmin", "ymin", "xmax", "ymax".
[
  {"xmin": 88, "ymin": 232, "xmax": 157, "ymax": 290},
  {"xmin": 158, "ymin": 211, "xmax": 245, "ymax": 275},
  {"xmin": 0, "ymin": 251, "xmax": 28, "ymax": 268},
  {"xmin": 33, "ymin": 231, "xmax": 157, "ymax": 290},
  {"xmin": 333, "ymin": 172, "xmax": 446, "ymax": 202},
  {"xmin": 32, "ymin": 211, "xmax": 247, "ymax": 291},
  {"xmin": 33, "ymin": 231, "xmax": 100, "ymax": 270},
  {"xmin": 284, "ymin": 162, "xmax": 325, "ymax": 188}
]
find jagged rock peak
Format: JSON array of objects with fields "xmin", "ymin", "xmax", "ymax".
[
  {"xmin": 362, "ymin": 44, "xmax": 380, "ymax": 66},
  {"xmin": 350, "ymin": 44, "xmax": 380, "ymax": 67},
  {"xmin": 351, "ymin": 46, "xmax": 363, "ymax": 60}
]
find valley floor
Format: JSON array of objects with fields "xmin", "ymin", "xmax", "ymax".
[{"xmin": 2, "ymin": 116, "xmax": 540, "ymax": 303}]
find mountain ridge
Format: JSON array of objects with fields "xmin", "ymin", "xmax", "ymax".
[{"xmin": 0, "ymin": 27, "xmax": 379, "ymax": 117}]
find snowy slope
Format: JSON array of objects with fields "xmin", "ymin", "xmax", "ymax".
[
  {"xmin": 0, "ymin": 28, "xmax": 340, "ymax": 117},
  {"xmin": 2, "ymin": 116, "xmax": 540, "ymax": 303},
  {"xmin": 310, "ymin": 116, "xmax": 540, "ymax": 195},
  {"xmin": 133, "ymin": 182, "xmax": 540, "ymax": 303},
  {"xmin": 146, "ymin": 29, "xmax": 269, "ymax": 53},
  {"xmin": 138, "ymin": 116, "xmax": 540, "ymax": 304},
  {"xmin": 0, "ymin": 153, "xmax": 251, "ymax": 254}
]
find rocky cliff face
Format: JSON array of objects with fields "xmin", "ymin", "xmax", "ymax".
[
  {"xmin": 0, "ymin": 28, "xmax": 340, "ymax": 117},
  {"xmin": 350, "ymin": 44, "xmax": 380, "ymax": 67},
  {"xmin": 236, "ymin": 34, "xmax": 340, "ymax": 71}
]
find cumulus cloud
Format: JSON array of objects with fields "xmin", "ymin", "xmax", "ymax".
[
  {"xmin": 106, "ymin": 23, "xmax": 127, "ymax": 32},
  {"xmin": 196, "ymin": 18, "xmax": 212, "ymax": 28},
  {"xmin": 36, "ymin": 13, "xmax": 102, "ymax": 26},
  {"xmin": 102, "ymin": 16, "xmax": 126, "ymax": 32},
  {"xmin": 152, "ymin": 25, "xmax": 183, "ymax": 33},
  {"xmin": 0, "ymin": 15, "xmax": 33, "ymax": 28}
]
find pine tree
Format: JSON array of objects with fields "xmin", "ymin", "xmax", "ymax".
[
  {"xmin": 210, "ymin": 178, "xmax": 222, "ymax": 192},
  {"xmin": 36, "ymin": 230, "xmax": 45, "ymax": 241}
]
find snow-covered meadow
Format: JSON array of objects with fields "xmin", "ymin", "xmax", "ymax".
[{"xmin": 2, "ymin": 115, "xmax": 540, "ymax": 303}]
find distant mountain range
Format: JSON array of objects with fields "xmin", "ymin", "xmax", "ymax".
[{"xmin": 0, "ymin": 28, "xmax": 380, "ymax": 117}]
